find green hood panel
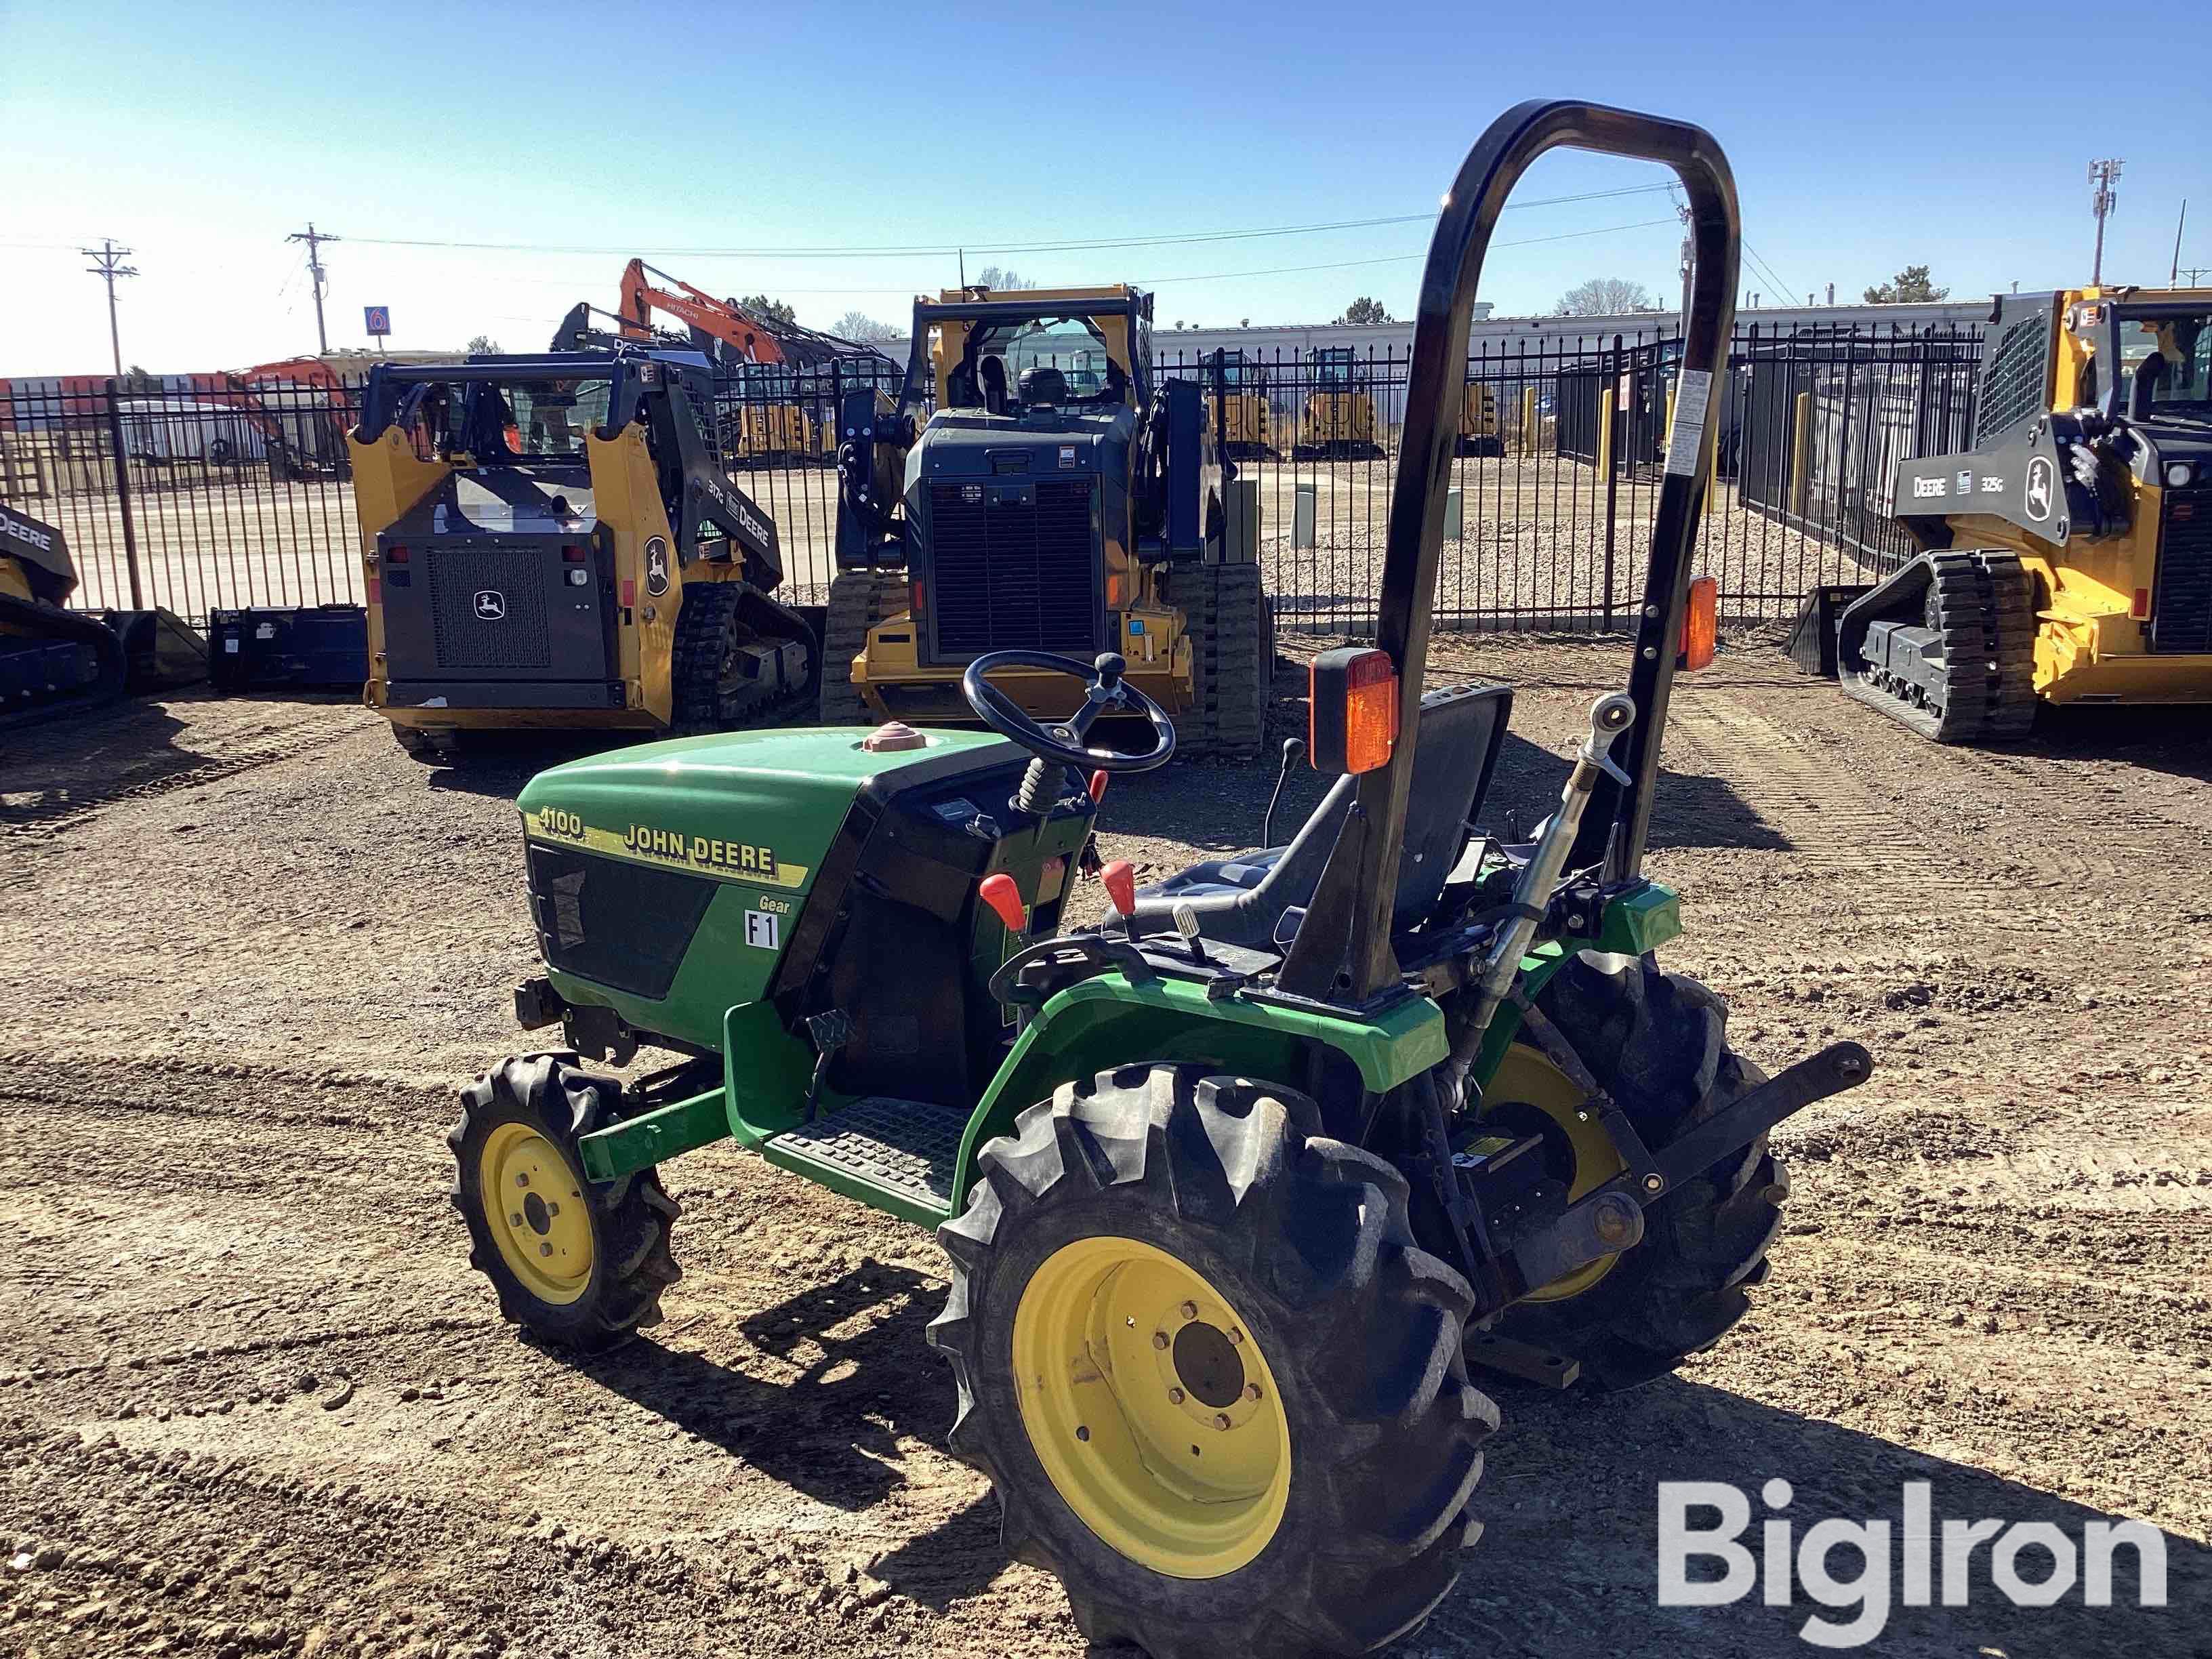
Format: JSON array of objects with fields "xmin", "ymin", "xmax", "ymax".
[{"xmin": 518, "ymin": 724, "xmax": 1023, "ymax": 1050}]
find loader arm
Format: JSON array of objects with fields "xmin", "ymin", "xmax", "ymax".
[{"xmin": 1279, "ymin": 100, "xmax": 1740, "ymax": 1004}]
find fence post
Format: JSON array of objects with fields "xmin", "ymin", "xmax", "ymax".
[
  {"xmin": 1788, "ymin": 389, "xmax": 1813, "ymax": 518},
  {"xmin": 1599, "ymin": 345, "xmax": 1620, "ymax": 630},
  {"xmin": 101, "ymin": 377, "xmax": 146, "ymax": 610}
]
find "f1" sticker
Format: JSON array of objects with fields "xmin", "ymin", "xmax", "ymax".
[{"xmin": 744, "ymin": 910, "xmax": 781, "ymax": 951}]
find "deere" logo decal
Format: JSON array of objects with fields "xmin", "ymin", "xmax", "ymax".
[{"xmin": 521, "ymin": 808, "xmax": 808, "ymax": 890}]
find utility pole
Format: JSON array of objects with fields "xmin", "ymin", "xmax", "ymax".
[
  {"xmin": 2088, "ymin": 158, "xmax": 2123, "ymax": 285},
  {"xmin": 2172, "ymin": 199, "xmax": 2188, "ymax": 286},
  {"xmin": 2182, "ymin": 266, "xmax": 2212, "ymax": 286},
  {"xmin": 1674, "ymin": 190, "xmax": 1693, "ymax": 326},
  {"xmin": 287, "ymin": 222, "xmax": 340, "ymax": 354},
  {"xmin": 81, "ymin": 240, "xmax": 138, "ymax": 377}
]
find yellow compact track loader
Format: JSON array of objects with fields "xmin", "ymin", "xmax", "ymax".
[
  {"xmin": 1824, "ymin": 286, "xmax": 2212, "ymax": 740},
  {"xmin": 822, "ymin": 285, "xmax": 1273, "ymax": 758},
  {"xmin": 1210, "ymin": 349, "xmax": 1277, "ymax": 459},
  {"xmin": 0, "ymin": 501, "xmax": 125, "ymax": 726},
  {"xmin": 349, "ymin": 348, "xmax": 817, "ymax": 763},
  {"xmin": 1293, "ymin": 347, "xmax": 1386, "ymax": 460}
]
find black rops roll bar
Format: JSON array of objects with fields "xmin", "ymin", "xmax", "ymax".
[{"xmin": 1278, "ymin": 100, "xmax": 1740, "ymax": 1006}]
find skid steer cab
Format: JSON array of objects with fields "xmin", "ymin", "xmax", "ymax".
[
  {"xmin": 447, "ymin": 101, "xmax": 1876, "ymax": 1659},
  {"xmin": 821, "ymin": 283, "xmax": 1275, "ymax": 759},
  {"xmin": 348, "ymin": 348, "xmax": 817, "ymax": 764}
]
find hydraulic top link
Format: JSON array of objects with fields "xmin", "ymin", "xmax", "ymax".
[{"xmin": 1451, "ymin": 693, "xmax": 1635, "ymax": 1080}]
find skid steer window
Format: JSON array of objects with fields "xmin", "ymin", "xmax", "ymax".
[{"xmin": 2120, "ymin": 312, "xmax": 2211, "ymax": 410}]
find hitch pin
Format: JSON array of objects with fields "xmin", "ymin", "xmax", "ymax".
[{"xmin": 1454, "ymin": 693, "xmax": 1635, "ymax": 1064}]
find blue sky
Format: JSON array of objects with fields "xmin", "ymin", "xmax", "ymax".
[{"xmin": 1, "ymin": 0, "xmax": 2205, "ymax": 374}]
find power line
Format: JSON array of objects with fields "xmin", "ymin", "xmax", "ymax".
[
  {"xmin": 332, "ymin": 184, "xmax": 1678, "ymax": 262},
  {"xmin": 1742, "ymin": 239, "xmax": 1798, "ymax": 305},
  {"xmin": 287, "ymin": 222, "xmax": 340, "ymax": 354},
  {"xmin": 1139, "ymin": 217, "xmax": 1679, "ymax": 287},
  {"xmin": 81, "ymin": 240, "xmax": 139, "ymax": 377}
]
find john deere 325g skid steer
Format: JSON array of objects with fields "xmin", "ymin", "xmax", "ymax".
[{"xmin": 446, "ymin": 102, "xmax": 1874, "ymax": 1658}]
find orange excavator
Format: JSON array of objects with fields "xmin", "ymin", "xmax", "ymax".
[{"xmin": 554, "ymin": 262, "xmax": 895, "ymax": 464}]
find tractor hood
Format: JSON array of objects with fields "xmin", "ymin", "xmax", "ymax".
[{"xmin": 516, "ymin": 724, "xmax": 1019, "ymax": 898}]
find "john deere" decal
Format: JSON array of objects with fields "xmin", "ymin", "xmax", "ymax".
[{"xmin": 521, "ymin": 809, "xmax": 809, "ymax": 890}]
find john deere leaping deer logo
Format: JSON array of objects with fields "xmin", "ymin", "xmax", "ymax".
[
  {"xmin": 472, "ymin": 590, "xmax": 507, "ymax": 621},
  {"xmin": 2024, "ymin": 455, "xmax": 2055, "ymax": 523},
  {"xmin": 644, "ymin": 535, "xmax": 671, "ymax": 598}
]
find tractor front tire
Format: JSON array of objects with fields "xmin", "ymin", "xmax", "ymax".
[
  {"xmin": 1490, "ymin": 952, "xmax": 1786, "ymax": 1391},
  {"xmin": 930, "ymin": 1065, "xmax": 1495, "ymax": 1659},
  {"xmin": 449, "ymin": 1054, "xmax": 681, "ymax": 1352}
]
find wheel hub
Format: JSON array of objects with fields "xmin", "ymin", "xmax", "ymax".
[
  {"xmin": 479, "ymin": 1122, "xmax": 594, "ymax": 1306},
  {"xmin": 1011, "ymin": 1237, "xmax": 1290, "ymax": 1579}
]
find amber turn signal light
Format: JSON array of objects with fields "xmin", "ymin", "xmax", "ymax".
[
  {"xmin": 1678, "ymin": 575, "xmax": 1718, "ymax": 672},
  {"xmin": 1307, "ymin": 647, "xmax": 1398, "ymax": 775}
]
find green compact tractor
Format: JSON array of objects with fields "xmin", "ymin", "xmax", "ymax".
[{"xmin": 449, "ymin": 100, "xmax": 1875, "ymax": 1658}]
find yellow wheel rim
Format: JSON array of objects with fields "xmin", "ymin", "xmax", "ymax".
[
  {"xmin": 1483, "ymin": 1044, "xmax": 1626, "ymax": 1303},
  {"xmin": 478, "ymin": 1122, "xmax": 594, "ymax": 1307},
  {"xmin": 1012, "ymin": 1237, "xmax": 1290, "ymax": 1580}
]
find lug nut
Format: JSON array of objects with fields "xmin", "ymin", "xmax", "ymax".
[
  {"xmin": 1244, "ymin": 1384, "xmax": 1262, "ymax": 1402},
  {"xmin": 1168, "ymin": 1388, "xmax": 1185, "ymax": 1404},
  {"xmin": 546, "ymin": 1202, "xmax": 560, "ymax": 1218},
  {"xmin": 1213, "ymin": 1413, "xmax": 1233, "ymax": 1431},
  {"xmin": 509, "ymin": 1213, "xmax": 523, "ymax": 1227},
  {"xmin": 1151, "ymin": 1331, "xmax": 1170, "ymax": 1351},
  {"xmin": 1226, "ymin": 1328, "xmax": 1244, "ymax": 1345},
  {"xmin": 516, "ymin": 1173, "xmax": 529, "ymax": 1188},
  {"xmin": 1179, "ymin": 1300, "xmax": 1198, "ymax": 1321},
  {"xmin": 539, "ymin": 1243, "xmax": 553, "ymax": 1258}
]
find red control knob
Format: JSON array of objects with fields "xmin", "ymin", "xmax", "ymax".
[
  {"xmin": 1088, "ymin": 769, "xmax": 1109, "ymax": 804},
  {"xmin": 979, "ymin": 873, "xmax": 1027, "ymax": 934},
  {"xmin": 1099, "ymin": 860, "xmax": 1136, "ymax": 918}
]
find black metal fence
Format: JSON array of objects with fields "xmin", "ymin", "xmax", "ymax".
[{"xmin": 1, "ymin": 321, "xmax": 1983, "ymax": 630}]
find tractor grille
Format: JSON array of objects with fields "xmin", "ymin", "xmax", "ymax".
[
  {"xmin": 2152, "ymin": 489, "xmax": 2212, "ymax": 654},
  {"xmin": 425, "ymin": 547, "xmax": 554, "ymax": 672},
  {"xmin": 927, "ymin": 478, "xmax": 1099, "ymax": 656}
]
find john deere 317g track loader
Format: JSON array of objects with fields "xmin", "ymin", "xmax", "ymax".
[
  {"xmin": 1827, "ymin": 285, "xmax": 2212, "ymax": 741},
  {"xmin": 445, "ymin": 102, "xmax": 1873, "ymax": 1658},
  {"xmin": 350, "ymin": 348, "xmax": 816, "ymax": 762},
  {"xmin": 821, "ymin": 285, "xmax": 1273, "ymax": 759}
]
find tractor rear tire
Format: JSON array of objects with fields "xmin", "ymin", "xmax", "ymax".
[
  {"xmin": 1489, "ymin": 952, "xmax": 1786, "ymax": 1391},
  {"xmin": 930, "ymin": 1065, "xmax": 1495, "ymax": 1659},
  {"xmin": 1185, "ymin": 562, "xmax": 1271, "ymax": 761},
  {"xmin": 448, "ymin": 1054, "xmax": 681, "ymax": 1352},
  {"xmin": 819, "ymin": 569, "xmax": 903, "ymax": 724}
]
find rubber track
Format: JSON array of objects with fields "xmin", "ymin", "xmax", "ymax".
[
  {"xmin": 1840, "ymin": 550, "xmax": 2037, "ymax": 743},
  {"xmin": 1184, "ymin": 562, "xmax": 1269, "ymax": 761},
  {"xmin": 818, "ymin": 569, "xmax": 903, "ymax": 724},
  {"xmin": 668, "ymin": 581, "xmax": 817, "ymax": 735}
]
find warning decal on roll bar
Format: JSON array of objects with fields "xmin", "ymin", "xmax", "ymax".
[{"xmin": 1664, "ymin": 369, "xmax": 1712, "ymax": 476}]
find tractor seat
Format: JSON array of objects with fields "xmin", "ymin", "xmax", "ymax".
[
  {"xmin": 1130, "ymin": 682, "xmax": 1512, "ymax": 951},
  {"xmin": 1018, "ymin": 365, "xmax": 1069, "ymax": 409}
]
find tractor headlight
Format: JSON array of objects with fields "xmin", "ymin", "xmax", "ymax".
[{"xmin": 2165, "ymin": 462, "xmax": 2198, "ymax": 489}]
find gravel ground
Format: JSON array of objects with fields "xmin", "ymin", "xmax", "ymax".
[{"xmin": 0, "ymin": 634, "xmax": 2207, "ymax": 1659}]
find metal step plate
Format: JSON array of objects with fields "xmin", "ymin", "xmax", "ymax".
[{"xmin": 766, "ymin": 1096, "xmax": 968, "ymax": 1216}]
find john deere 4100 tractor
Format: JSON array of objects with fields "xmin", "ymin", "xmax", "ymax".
[{"xmin": 448, "ymin": 102, "xmax": 1873, "ymax": 1658}]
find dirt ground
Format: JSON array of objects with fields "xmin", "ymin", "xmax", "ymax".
[{"xmin": 1, "ymin": 634, "xmax": 2207, "ymax": 1659}]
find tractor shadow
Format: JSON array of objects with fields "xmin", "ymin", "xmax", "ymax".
[
  {"xmin": 573, "ymin": 1260, "xmax": 960, "ymax": 1501},
  {"xmin": 416, "ymin": 732, "xmax": 622, "ymax": 803},
  {"xmin": 1424, "ymin": 1376, "xmax": 2208, "ymax": 1657},
  {"xmin": 571, "ymin": 1257, "xmax": 1033, "ymax": 1610}
]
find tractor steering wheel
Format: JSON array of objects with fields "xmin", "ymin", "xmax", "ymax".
[{"xmin": 961, "ymin": 650, "xmax": 1176, "ymax": 773}]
